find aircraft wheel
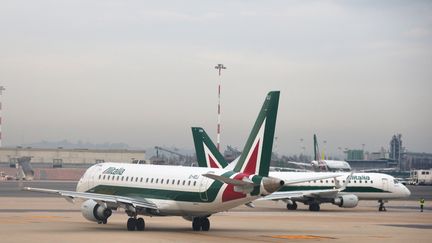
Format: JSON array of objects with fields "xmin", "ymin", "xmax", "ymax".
[
  {"xmin": 102, "ymin": 219, "xmax": 107, "ymax": 224},
  {"xmin": 192, "ymin": 218, "xmax": 201, "ymax": 231},
  {"xmin": 287, "ymin": 202, "xmax": 298, "ymax": 210},
  {"xmin": 127, "ymin": 218, "xmax": 137, "ymax": 231},
  {"xmin": 201, "ymin": 218, "xmax": 210, "ymax": 231},
  {"xmin": 136, "ymin": 218, "xmax": 145, "ymax": 231},
  {"xmin": 309, "ymin": 203, "xmax": 320, "ymax": 211}
]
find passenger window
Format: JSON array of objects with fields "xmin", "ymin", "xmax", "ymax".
[
  {"xmin": 103, "ymin": 175, "xmax": 106, "ymax": 180},
  {"xmin": 107, "ymin": 175, "xmax": 110, "ymax": 180},
  {"xmin": 325, "ymin": 180, "xmax": 328, "ymax": 183},
  {"xmin": 359, "ymin": 180, "xmax": 362, "ymax": 183},
  {"xmin": 140, "ymin": 178, "xmax": 143, "ymax": 182},
  {"xmin": 130, "ymin": 177, "xmax": 133, "ymax": 181},
  {"xmin": 146, "ymin": 178, "xmax": 149, "ymax": 183},
  {"xmin": 182, "ymin": 180, "xmax": 185, "ymax": 185},
  {"xmin": 193, "ymin": 181, "xmax": 197, "ymax": 186},
  {"xmin": 331, "ymin": 180, "xmax": 334, "ymax": 183},
  {"xmin": 151, "ymin": 178, "xmax": 154, "ymax": 183},
  {"xmin": 371, "ymin": 180, "xmax": 373, "ymax": 183},
  {"xmin": 99, "ymin": 175, "xmax": 101, "ymax": 179},
  {"xmin": 121, "ymin": 176, "xmax": 124, "ymax": 181},
  {"xmin": 161, "ymin": 179, "xmax": 164, "ymax": 184},
  {"xmin": 156, "ymin": 179, "xmax": 159, "ymax": 184},
  {"xmin": 117, "ymin": 176, "xmax": 119, "ymax": 181},
  {"xmin": 166, "ymin": 179, "xmax": 169, "ymax": 184},
  {"xmin": 320, "ymin": 180, "xmax": 323, "ymax": 183},
  {"xmin": 354, "ymin": 180, "xmax": 356, "ymax": 183},
  {"xmin": 177, "ymin": 180, "xmax": 180, "ymax": 185},
  {"xmin": 314, "ymin": 180, "xmax": 316, "ymax": 183},
  {"xmin": 365, "ymin": 181, "xmax": 367, "ymax": 183},
  {"xmin": 188, "ymin": 181, "xmax": 191, "ymax": 186},
  {"xmin": 172, "ymin": 180, "xmax": 175, "ymax": 185}
]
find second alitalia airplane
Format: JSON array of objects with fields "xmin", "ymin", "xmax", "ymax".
[
  {"xmin": 191, "ymin": 127, "xmax": 411, "ymax": 212},
  {"xmin": 24, "ymin": 91, "xmax": 332, "ymax": 231}
]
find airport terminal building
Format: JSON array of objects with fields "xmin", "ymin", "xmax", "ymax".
[{"xmin": 0, "ymin": 147, "xmax": 146, "ymax": 168}]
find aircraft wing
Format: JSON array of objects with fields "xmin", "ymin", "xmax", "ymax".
[
  {"xmin": 262, "ymin": 188, "xmax": 341, "ymax": 201},
  {"xmin": 262, "ymin": 173, "xmax": 353, "ymax": 201},
  {"xmin": 23, "ymin": 187, "xmax": 158, "ymax": 210}
]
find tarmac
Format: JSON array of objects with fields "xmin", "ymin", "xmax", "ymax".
[{"xmin": 0, "ymin": 181, "xmax": 431, "ymax": 242}]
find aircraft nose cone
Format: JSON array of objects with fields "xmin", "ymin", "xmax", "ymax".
[{"xmin": 404, "ymin": 186, "xmax": 411, "ymax": 197}]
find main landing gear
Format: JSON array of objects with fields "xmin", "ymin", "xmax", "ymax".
[
  {"xmin": 378, "ymin": 200, "xmax": 387, "ymax": 212},
  {"xmin": 308, "ymin": 203, "xmax": 321, "ymax": 211},
  {"xmin": 192, "ymin": 217, "xmax": 210, "ymax": 231},
  {"xmin": 286, "ymin": 201, "xmax": 298, "ymax": 210},
  {"xmin": 127, "ymin": 217, "xmax": 145, "ymax": 231}
]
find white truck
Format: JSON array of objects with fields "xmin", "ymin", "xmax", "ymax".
[{"xmin": 410, "ymin": 169, "xmax": 432, "ymax": 185}]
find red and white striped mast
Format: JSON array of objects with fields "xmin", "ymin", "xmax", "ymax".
[
  {"xmin": 0, "ymin": 86, "xmax": 5, "ymax": 147},
  {"xmin": 214, "ymin": 64, "xmax": 226, "ymax": 151}
]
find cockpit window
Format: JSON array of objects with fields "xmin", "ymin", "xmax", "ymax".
[{"xmin": 394, "ymin": 179, "xmax": 400, "ymax": 184}]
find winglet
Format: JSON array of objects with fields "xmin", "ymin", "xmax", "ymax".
[{"xmin": 337, "ymin": 172, "xmax": 354, "ymax": 191}]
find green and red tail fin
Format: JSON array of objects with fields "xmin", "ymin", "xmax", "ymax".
[
  {"xmin": 192, "ymin": 127, "xmax": 228, "ymax": 169},
  {"xmin": 314, "ymin": 134, "xmax": 320, "ymax": 161},
  {"xmin": 233, "ymin": 91, "xmax": 280, "ymax": 177}
]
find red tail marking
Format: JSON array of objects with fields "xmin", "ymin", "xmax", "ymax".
[
  {"xmin": 222, "ymin": 173, "xmax": 247, "ymax": 202},
  {"xmin": 243, "ymin": 140, "xmax": 260, "ymax": 174},
  {"xmin": 208, "ymin": 155, "xmax": 219, "ymax": 168}
]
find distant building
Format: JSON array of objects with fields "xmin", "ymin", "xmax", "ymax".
[
  {"xmin": 390, "ymin": 134, "xmax": 403, "ymax": 165},
  {"xmin": 347, "ymin": 150, "xmax": 364, "ymax": 160},
  {"xmin": 223, "ymin": 145, "xmax": 241, "ymax": 163},
  {"xmin": 347, "ymin": 159, "xmax": 394, "ymax": 171},
  {"xmin": 366, "ymin": 147, "xmax": 388, "ymax": 160},
  {"xmin": 401, "ymin": 152, "xmax": 432, "ymax": 170},
  {"xmin": 0, "ymin": 147, "xmax": 146, "ymax": 168}
]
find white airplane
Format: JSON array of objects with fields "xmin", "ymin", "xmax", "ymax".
[
  {"xmin": 23, "ymin": 91, "xmax": 326, "ymax": 231},
  {"xmin": 191, "ymin": 128, "xmax": 411, "ymax": 212},
  {"xmin": 288, "ymin": 134, "xmax": 351, "ymax": 172}
]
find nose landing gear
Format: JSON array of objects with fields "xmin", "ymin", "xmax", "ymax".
[{"xmin": 378, "ymin": 200, "xmax": 387, "ymax": 212}]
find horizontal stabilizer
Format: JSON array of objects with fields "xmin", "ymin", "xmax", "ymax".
[{"xmin": 202, "ymin": 173, "xmax": 257, "ymax": 187}]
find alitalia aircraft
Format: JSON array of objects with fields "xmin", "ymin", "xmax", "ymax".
[
  {"xmin": 24, "ymin": 91, "xmax": 330, "ymax": 231},
  {"xmin": 191, "ymin": 127, "xmax": 411, "ymax": 212},
  {"xmin": 287, "ymin": 134, "xmax": 351, "ymax": 172}
]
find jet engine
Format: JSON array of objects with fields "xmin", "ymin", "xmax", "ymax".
[
  {"xmin": 81, "ymin": 200, "xmax": 112, "ymax": 223},
  {"xmin": 332, "ymin": 194, "xmax": 359, "ymax": 208}
]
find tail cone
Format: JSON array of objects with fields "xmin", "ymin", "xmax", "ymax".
[{"xmin": 262, "ymin": 177, "xmax": 285, "ymax": 194}]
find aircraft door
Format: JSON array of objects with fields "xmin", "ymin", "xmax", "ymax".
[
  {"xmin": 382, "ymin": 178, "xmax": 389, "ymax": 191},
  {"xmin": 199, "ymin": 177, "xmax": 210, "ymax": 202},
  {"xmin": 86, "ymin": 165, "xmax": 102, "ymax": 189}
]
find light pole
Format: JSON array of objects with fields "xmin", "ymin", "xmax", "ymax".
[
  {"xmin": 0, "ymin": 86, "xmax": 5, "ymax": 147},
  {"xmin": 214, "ymin": 64, "xmax": 226, "ymax": 151}
]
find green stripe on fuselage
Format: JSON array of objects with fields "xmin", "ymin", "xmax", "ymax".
[{"xmin": 86, "ymin": 171, "xmax": 235, "ymax": 203}]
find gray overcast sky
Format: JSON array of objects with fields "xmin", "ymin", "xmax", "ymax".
[{"xmin": 1, "ymin": 0, "xmax": 431, "ymax": 156}]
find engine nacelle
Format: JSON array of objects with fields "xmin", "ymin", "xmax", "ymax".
[
  {"xmin": 81, "ymin": 200, "xmax": 112, "ymax": 223},
  {"xmin": 332, "ymin": 194, "xmax": 359, "ymax": 208}
]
